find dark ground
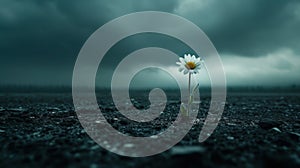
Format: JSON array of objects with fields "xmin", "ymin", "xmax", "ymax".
[{"xmin": 0, "ymin": 92, "xmax": 300, "ymax": 168}]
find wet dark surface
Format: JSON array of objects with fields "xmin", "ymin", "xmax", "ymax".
[{"xmin": 0, "ymin": 92, "xmax": 300, "ymax": 168}]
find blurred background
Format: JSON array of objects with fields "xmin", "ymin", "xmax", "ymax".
[{"xmin": 1, "ymin": 0, "xmax": 300, "ymax": 92}]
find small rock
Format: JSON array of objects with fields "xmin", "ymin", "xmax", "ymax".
[
  {"xmin": 0, "ymin": 129, "xmax": 5, "ymax": 133},
  {"xmin": 170, "ymin": 146, "xmax": 205, "ymax": 156},
  {"xmin": 32, "ymin": 132, "xmax": 40, "ymax": 136},
  {"xmin": 227, "ymin": 123, "xmax": 237, "ymax": 126},
  {"xmin": 193, "ymin": 119, "xmax": 200, "ymax": 125},
  {"xmin": 46, "ymin": 107, "xmax": 60, "ymax": 111},
  {"xmin": 91, "ymin": 145, "xmax": 100, "ymax": 150},
  {"xmin": 227, "ymin": 136, "xmax": 234, "ymax": 140},
  {"xmin": 95, "ymin": 120, "xmax": 102, "ymax": 124},
  {"xmin": 271, "ymin": 127, "xmax": 282, "ymax": 133},
  {"xmin": 150, "ymin": 135, "xmax": 158, "ymax": 139}
]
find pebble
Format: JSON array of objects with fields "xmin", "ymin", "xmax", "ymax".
[
  {"xmin": 193, "ymin": 118, "xmax": 200, "ymax": 124},
  {"xmin": 150, "ymin": 135, "xmax": 158, "ymax": 139},
  {"xmin": 32, "ymin": 132, "xmax": 40, "ymax": 136},
  {"xmin": 90, "ymin": 145, "xmax": 100, "ymax": 150},
  {"xmin": 227, "ymin": 136, "xmax": 235, "ymax": 140},
  {"xmin": 170, "ymin": 146, "xmax": 205, "ymax": 155},
  {"xmin": 47, "ymin": 107, "xmax": 60, "ymax": 111},
  {"xmin": 227, "ymin": 123, "xmax": 237, "ymax": 126},
  {"xmin": 95, "ymin": 120, "xmax": 102, "ymax": 124},
  {"xmin": 271, "ymin": 127, "xmax": 282, "ymax": 133}
]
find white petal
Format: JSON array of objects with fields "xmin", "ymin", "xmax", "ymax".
[
  {"xmin": 176, "ymin": 62, "xmax": 182, "ymax": 65},
  {"xmin": 187, "ymin": 55, "xmax": 191, "ymax": 62},
  {"xmin": 183, "ymin": 69, "xmax": 189, "ymax": 74},
  {"xmin": 179, "ymin": 57, "xmax": 185, "ymax": 63},
  {"xmin": 178, "ymin": 67, "xmax": 185, "ymax": 72},
  {"xmin": 192, "ymin": 55, "xmax": 196, "ymax": 60},
  {"xmin": 190, "ymin": 57, "xmax": 194, "ymax": 62}
]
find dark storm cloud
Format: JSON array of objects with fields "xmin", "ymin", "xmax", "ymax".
[
  {"xmin": 175, "ymin": 0, "xmax": 300, "ymax": 56},
  {"xmin": 0, "ymin": 0, "xmax": 179, "ymax": 63},
  {"xmin": 0, "ymin": 0, "xmax": 180, "ymax": 85},
  {"xmin": 0, "ymin": 0, "xmax": 299, "ymax": 86}
]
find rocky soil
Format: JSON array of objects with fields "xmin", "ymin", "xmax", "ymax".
[{"xmin": 0, "ymin": 92, "xmax": 300, "ymax": 168}]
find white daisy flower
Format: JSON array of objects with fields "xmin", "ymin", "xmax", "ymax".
[{"xmin": 176, "ymin": 54, "xmax": 203, "ymax": 75}]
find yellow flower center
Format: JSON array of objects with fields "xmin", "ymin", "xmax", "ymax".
[{"xmin": 185, "ymin": 61, "xmax": 196, "ymax": 70}]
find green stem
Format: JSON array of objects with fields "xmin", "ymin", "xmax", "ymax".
[
  {"xmin": 188, "ymin": 72, "xmax": 191, "ymax": 95},
  {"xmin": 188, "ymin": 72, "xmax": 192, "ymax": 116}
]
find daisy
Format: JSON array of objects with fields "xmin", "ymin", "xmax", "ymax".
[
  {"xmin": 177, "ymin": 54, "xmax": 203, "ymax": 117},
  {"xmin": 176, "ymin": 54, "xmax": 203, "ymax": 75}
]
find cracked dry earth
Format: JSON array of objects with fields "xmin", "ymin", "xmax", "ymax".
[{"xmin": 0, "ymin": 92, "xmax": 300, "ymax": 168}]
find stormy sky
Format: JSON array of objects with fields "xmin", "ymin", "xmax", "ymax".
[{"xmin": 1, "ymin": 0, "xmax": 300, "ymax": 88}]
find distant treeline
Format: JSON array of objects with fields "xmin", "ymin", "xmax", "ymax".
[{"xmin": 0, "ymin": 85, "xmax": 300, "ymax": 93}]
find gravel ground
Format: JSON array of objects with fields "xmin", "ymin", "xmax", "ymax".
[{"xmin": 0, "ymin": 92, "xmax": 300, "ymax": 168}]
